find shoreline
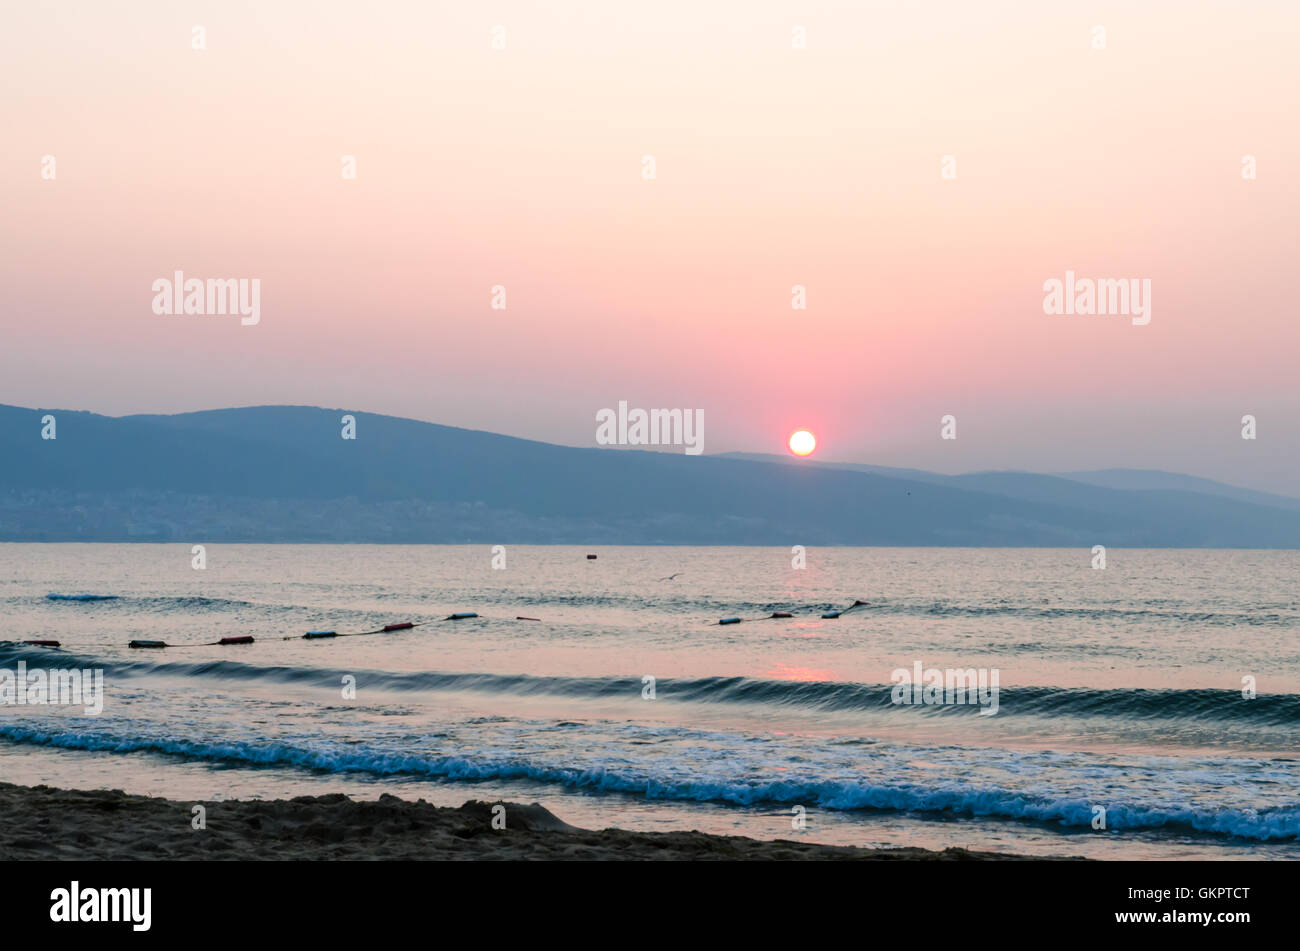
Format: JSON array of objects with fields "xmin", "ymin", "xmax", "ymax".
[{"xmin": 0, "ymin": 782, "xmax": 1083, "ymax": 861}]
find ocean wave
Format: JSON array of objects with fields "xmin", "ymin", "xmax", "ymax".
[
  {"xmin": 854, "ymin": 600, "xmax": 1297, "ymax": 627},
  {"xmin": 38, "ymin": 594, "xmax": 277, "ymax": 612},
  {"xmin": 1, "ymin": 723, "xmax": 1295, "ymax": 841},
  {"xmin": 1, "ymin": 642, "xmax": 1295, "ymax": 724}
]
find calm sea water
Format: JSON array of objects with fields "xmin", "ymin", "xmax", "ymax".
[{"xmin": 1, "ymin": 544, "xmax": 1297, "ymax": 859}]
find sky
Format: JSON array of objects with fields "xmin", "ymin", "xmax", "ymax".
[{"xmin": 2, "ymin": 1, "xmax": 1297, "ymax": 493}]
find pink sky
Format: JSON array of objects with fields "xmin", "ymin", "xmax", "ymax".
[{"xmin": 2, "ymin": 1, "xmax": 1297, "ymax": 492}]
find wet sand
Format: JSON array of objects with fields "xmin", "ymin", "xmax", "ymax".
[{"xmin": 0, "ymin": 782, "xmax": 1079, "ymax": 860}]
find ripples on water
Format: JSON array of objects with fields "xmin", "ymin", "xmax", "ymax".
[{"xmin": 1, "ymin": 544, "xmax": 1297, "ymax": 859}]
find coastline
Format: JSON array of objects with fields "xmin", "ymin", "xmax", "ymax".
[{"xmin": 0, "ymin": 782, "xmax": 1082, "ymax": 861}]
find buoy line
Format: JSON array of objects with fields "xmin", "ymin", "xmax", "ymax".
[
  {"xmin": 19, "ymin": 610, "xmax": 515, "ymax": 650},
  {"xmin": 715, "ymin": 600, "xmax": 870, "ymax": 624},
  {"xmin": 20, "ymin": 598, "xmax": 873, "ymax": 650}
]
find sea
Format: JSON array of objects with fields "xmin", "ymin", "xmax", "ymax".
[{"xmin": 1, "ymin": 544, "xmax": 1297, "ymax": 860}]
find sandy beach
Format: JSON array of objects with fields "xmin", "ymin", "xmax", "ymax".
[{"xmin": 0, "ymin": 782, "xmax": 1074, "ymax": 861}]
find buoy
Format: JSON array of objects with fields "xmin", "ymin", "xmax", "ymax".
[
  {"xmin": 821, "ymin": 611, "xmax": 841, "ymax": 619},
  {"xmin": 129, "ymin": 640, "xmax": 167, "ymax": 649},
  {"xmin": 770, "ymin": 612, "xmax": 793, "ymax": 618},
  {"xmin": 586, "ymin": 554, "xmax": 597, "ymax": 560},
  {"xmin": 303, "ymin": 630, "xmax": 337, "ymax": 639},
  {"xmin": 719, "ymin": 617, "xmax": 742, "ymax": 625},
  {"xmin": 218, "ymin": 636, "xmax": 254, "ymax": 645},
  {"xmin": 23, "ymin": 639, "xmax": 60, "ymax": 647},
  {"xmin": 516, "ymin": 616, "xmax": 540, "ymax": 621},
  {"xmin": 446, "ymin": 612, "xmax": 478, "ymax": 620},
  {"xmin": 382, "ymin": 622, "xmax": 415, "ymax": 631}
]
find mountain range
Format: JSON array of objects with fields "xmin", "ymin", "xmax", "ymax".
[{"xmin": 2, "ymin": 404, "xmax": 1297, "ymax": 546}]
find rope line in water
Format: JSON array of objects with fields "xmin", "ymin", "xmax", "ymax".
[
  {"xmin": 716, "ymin": 599, "xmax": 869, "ymax": 624},
  {"xmin": 19, "ymin": 598, "xmax": 872, "ymax": 649},
  {"xmin": 19, "ymin": 610, "xmax": 507, "ymax": 651}
]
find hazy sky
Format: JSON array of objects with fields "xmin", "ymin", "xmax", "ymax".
[{"xmin": 3, "ymin": 2, "xmax": 1297, "ymax": 492}]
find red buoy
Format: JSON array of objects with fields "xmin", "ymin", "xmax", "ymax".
[
  {"xmin": 218, "ymin": 636, "xmax": 255, "ymax": 645},
  {"xmin": 382, "ymin": 622, "xmax": 414, "ymax": 632}
]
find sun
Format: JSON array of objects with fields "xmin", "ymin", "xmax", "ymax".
[{"xmin": 788, "ymin": 430, "xmax": 816, "ymax": 456}]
